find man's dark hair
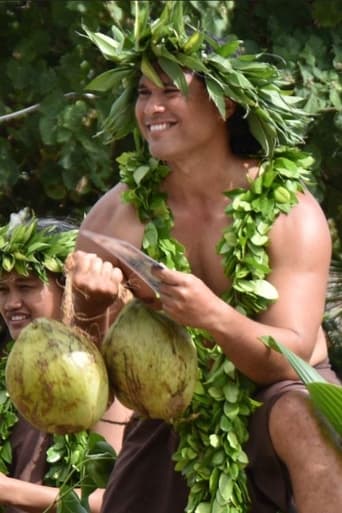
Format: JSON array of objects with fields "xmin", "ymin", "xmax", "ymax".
[{"xmin": 228, "ymin": 105, "xmax": 262, "ymax": 157}]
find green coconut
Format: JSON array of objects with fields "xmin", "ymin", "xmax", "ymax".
[
  {"xmin": 5, "ymin": 318, "xmax": 109, "ymax": 434},
  {"xmin": 102, "ymin": 299, "xmax": 198, "ymax": 421}
]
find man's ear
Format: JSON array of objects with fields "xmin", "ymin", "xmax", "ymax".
[{"xmin": 224, "ymin": 98, "xmax": 237, "ymax": 120}]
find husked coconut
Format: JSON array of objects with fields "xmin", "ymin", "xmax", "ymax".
[
  {"xmin": 5, "ymin": 318, "xmax": 109, "ymax": 434},
  {"xmin": 102, "ymin": 299, "xmax": 198, "ymax": 421}
]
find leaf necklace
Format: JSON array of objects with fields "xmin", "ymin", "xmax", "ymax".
[{"xmin": 119, "ymin": 145, "xmax": 311, "ymax": 513}]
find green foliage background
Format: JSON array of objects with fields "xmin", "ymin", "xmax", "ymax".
[
  {"xmin": 0, "ymin": 2, "xmax": 340, "ymax": 506},
  {"xmin": 0, "ymin": 0, "xmax": 341, "ymax": 240},
  {"xmin": 0, "ymin": 0, "xmax": 135, "ymax": 222}
]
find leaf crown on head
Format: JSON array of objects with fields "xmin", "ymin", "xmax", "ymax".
[
  {"xmin": 0, "ymin": 208, "xmax": 77, "ymax": 282},
  {"xmin": 84, "ymin": 0, "xmax": 310, "ymax": 156}
]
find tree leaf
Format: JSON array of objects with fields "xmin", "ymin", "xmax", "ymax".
[
  {"xmin": 82, "ymin": 26, "xmax": 120, "ymax": 59},
  {"xmin": 261, "ymin": 336, "xmax": 342, "ymax": 436},
  {"xmin": 86, "ymin": 69, "xmax": 132, "ymax": 92},
  {"xmin": 205, "ymin": 76, "xmax": 226, "ymax": 118},
  {"xmin": 157, "ymin": 57, "xmax": 188, "ymax": 94},
  {"xmin": 254, "ymin": 279, "xmax": 278, "ymax": 300},
  {"xmin": 57, "ymin": 489, "xmax": 88, "ymax": 513},
  {"xmin": 307, "ymin": 382, "xmax": 342, "ymax": 435}
]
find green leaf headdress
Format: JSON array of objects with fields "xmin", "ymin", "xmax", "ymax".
[
  {"xmin": 84, "ymin": 0, "xmax": 310, "ymax": 156},
  {"xmin": 0, "ymin": 208, "xmax": 77, "ymax": 282}
]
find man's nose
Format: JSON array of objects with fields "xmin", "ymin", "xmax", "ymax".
[
  {"xmin": 4, "ymin": 291, "xmax": 22, "ymax": 309},
  {"xmin": 144, "ymin": 94, "xmax": 166, "ymax": 115}
]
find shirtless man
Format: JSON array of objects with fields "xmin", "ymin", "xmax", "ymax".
[{"xmin": 67, "ymin": 6, "xmax": 342, "ymax": 512}]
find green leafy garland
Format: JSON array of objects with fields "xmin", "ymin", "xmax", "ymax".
[
  {"xmin": 0, "ymin": 209, "xmax": 77, "ymax": 282},
  {"xmin": 118, "ymin": 145, "xmax": 312, "ymax": 513}
]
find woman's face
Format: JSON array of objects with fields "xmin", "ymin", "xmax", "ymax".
[
  {"xmin": 0, "ymin": 271, "xmax": 64, "ymax": 340},
  {"xmin": 135, "ymin": 70, "xmax": 227, "ymax": 162}
]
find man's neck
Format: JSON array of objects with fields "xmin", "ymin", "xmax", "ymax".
[{"xmin": 162, "ymin": 152, "xmax": 259, "ymax": 204}]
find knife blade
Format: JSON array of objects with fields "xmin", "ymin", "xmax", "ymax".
[{"xmin": 81, "ymin": 229, "xmax": 164, "ymax": 294}]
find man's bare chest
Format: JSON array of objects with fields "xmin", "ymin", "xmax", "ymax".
[{"xmin": 172, "ymin": 213, "xmax": 232, "ymax": 296}]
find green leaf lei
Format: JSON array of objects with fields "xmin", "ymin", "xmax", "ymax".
[{"xmin": 118, "ymin": 145, "xmax": 312, "ymax": 513}]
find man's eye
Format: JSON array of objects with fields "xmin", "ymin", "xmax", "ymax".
[
  {"xmin": 164, "ymin": 88, "xmax": 180, "ymax": 95},
  {"xmin": 19, "ymin": 285, "xmax": 32, "ymax": 290},
  {"xmin": 137, "ymin": 88, "xmax": 150, "ymax": 97}
]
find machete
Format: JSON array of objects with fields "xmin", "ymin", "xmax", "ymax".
[{"xmin": 81, "ymin": 229, "xmax": 164, "ymax": 294}]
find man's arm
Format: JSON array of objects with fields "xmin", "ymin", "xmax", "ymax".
[
  {"xmin": 64, "ymin": 184, "xmax": 145, "ymax": 346},
  {"xmin": 151, "ymin": 190, "xmax": 332, "ymax": 385}
]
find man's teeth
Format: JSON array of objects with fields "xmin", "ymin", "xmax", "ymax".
[
  {"xmin": 149, "ymin": 123, "xmax": 170, "ymax": 132},
  {"xmin": 10, "ymin": 315, "xmax": 27, "ymax": 321}
]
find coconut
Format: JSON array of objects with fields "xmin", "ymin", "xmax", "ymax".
[
  {"xmin": 5, "ymin": 318, "xmax": 109, "ymax": 434},
  {"xmin": 102, "ymin": 299, "xmax": 198, "ymax": 421}
]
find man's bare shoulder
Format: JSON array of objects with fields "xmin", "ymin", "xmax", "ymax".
[
  {"xmin": 273, "ymin": 188, "xmax": 329, "ymax": 234},
  {"xmin": 82, "ymin": 183, "xmax": 139, "ymax": 232},
  {"xmin": 269, "ymin": 188, "xmax": 331, "ymax": 268},
  {"xmin": 77, "ymin": 182, "xmax": 145, "ymax": 251},
  {"xmin": 81, "ymin": 183, "xmax": 125, "ymax": 225}
]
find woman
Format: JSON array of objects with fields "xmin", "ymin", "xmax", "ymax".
[{"xmin": 0, "ymin": 210, "xmax": 131, "ymax": 513}]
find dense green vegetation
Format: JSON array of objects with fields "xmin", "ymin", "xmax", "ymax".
[
  {"xmin": 0, "ymin": 5, "xmax": 340, "ymax": 512},
  {"xmin": 0, "ymin": 0, "xmax": 341, "ymax": 369},
  {"xmin": 0, "ymin": 0, "xmax": 341, "ymax": 229}
]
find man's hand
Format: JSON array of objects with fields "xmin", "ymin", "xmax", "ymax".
[
  {"xmin": 152, "ymin": 266, "xmax": 225, "ymax": 330},
  {"xmin": 65, "ymin": 250, "xmax": 125, "ymax": 315}
]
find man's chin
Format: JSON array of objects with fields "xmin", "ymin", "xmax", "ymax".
[{"xmin": 148, "ymin": 143, "xmax": 172, "ymax": 162}]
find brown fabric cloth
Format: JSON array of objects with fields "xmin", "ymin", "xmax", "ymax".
[
  {"xmin": 101, "ymin": 360, "xmax": 341, "ymax": 513},
  {"xmin": 245, "ymin": 358, "xmax": 341, "ymax": 513},
  {"xmin": 101, "ymin": 417, "xmax": 188, "ymax": 513},
  {"xmin": 4, "ymin": 414, "xmax": 52, "ymax": 513}
]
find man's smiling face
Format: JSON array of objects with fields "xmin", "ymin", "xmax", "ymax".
[{"xmin": 135, "ymin": 70, "xmax": 227, "ymax": 162}]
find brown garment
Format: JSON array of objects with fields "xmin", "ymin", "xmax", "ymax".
[
  {"xmin": 101, "ymin": 360, "xmax": 341, "ymax": 513},
  {"xmin": 245, "ymin": 359, "xmax": 341, "ymax": 513},
  {"xmin": 4, "ymin": 414, "xmax": 52, "ymax": 513},
  {"xmin": 101, "ymin": 418, "xmax": 188, "ymax": 513}
]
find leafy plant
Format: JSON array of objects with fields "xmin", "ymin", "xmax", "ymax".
[
  {"xmin": 261, "ymin": 336, "xmax": 342, "ymax": 438},
  {"xmin": 0, "ymin": 0, "xmax": 127, "ymax": 222},
  {"xmin": 56, "ymin": 432, "xmax": 116, "ymax": 513}
]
